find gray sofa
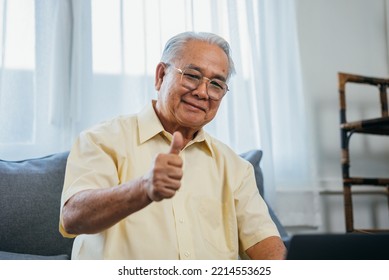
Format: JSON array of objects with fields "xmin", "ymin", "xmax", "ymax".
[
  {"xmin": 0, "ymin": 152, "xmax": 73, "ymax": 259},
  {"xmin": 0, "ymin": 149, "xmax": 288, "ymax": 260}
]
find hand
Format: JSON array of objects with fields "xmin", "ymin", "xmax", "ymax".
[{"xmin": 144, "ymin": 131, "xmax": 184, "ymax": 202}]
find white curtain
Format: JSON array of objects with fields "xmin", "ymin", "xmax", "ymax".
[{"xmin": 0, "ymin": 0, "xmax": 319, "ymax": 227}]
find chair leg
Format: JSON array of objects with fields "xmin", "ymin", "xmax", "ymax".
[{"xmin": 343, "ymin": 184, "xmax": 354, "ymax": 232}]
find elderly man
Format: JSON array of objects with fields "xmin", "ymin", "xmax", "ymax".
[{"xmin": 60, "ymin": 31, "xmax": 286, "ymax": 260}]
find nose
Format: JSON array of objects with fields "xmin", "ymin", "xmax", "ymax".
[{"xmin": 192, "ymin": 78, "xmax": 210, "ymax": 100}]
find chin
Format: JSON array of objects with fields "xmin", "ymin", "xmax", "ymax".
[{"xmin": 177, "ymin": 118, "xmax": 204, "ymax": 129}]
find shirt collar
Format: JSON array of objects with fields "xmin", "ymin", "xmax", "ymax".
[{"xmin": 138, "ymin": 100, "xmax": 214, "ymax": 157}]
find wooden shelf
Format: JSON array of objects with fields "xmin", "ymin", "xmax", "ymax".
[
  {"xmin": 341, "ymin": 116, "xmax": 389, "ymax": 135},
  {"xmin": 338, "ymin": 72, "xmax": 389, "ymax": 233}
]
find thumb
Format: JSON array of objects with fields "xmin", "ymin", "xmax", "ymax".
[{"xmin": 169, "ymin": 131, "xmax": 184, "ymax": 155}]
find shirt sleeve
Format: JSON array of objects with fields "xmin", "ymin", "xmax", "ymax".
[
  {"xmin": 234, "ymin": 162, "xmax": 280, "ymax": 252},
  {"xmin": 59, "ymin": 129, "xmax": 120, "ymax": 237}
]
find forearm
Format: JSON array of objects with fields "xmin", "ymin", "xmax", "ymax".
[
  {"xmin": 61, "ymin": 177, "xmax": 152, "ymax": 235},
  {"xmin": 246, "ymin": 236, "xmax": 287, "ymax": 260}
]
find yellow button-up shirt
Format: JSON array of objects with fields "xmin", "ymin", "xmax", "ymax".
[{"xmin": 60, "ymin": 101, "xmax": 279, "ymax": 259}]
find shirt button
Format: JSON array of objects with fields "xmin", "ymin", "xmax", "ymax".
[
  {"xmin": 184, "ymin": 251, "xmax": 190, "ymax": 258},
  {"xmin": 179, "ymin": 218, "xmax": 184, "ymax": 223}
]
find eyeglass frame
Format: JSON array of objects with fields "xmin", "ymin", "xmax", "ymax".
[{"xmin": 167, "ymin": 64, "xmax": 229, "ymax": 101}]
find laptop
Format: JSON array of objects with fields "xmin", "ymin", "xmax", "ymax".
[{"xmin": 286, "ymin": 233, "xmax": 389, "ymax": 260}]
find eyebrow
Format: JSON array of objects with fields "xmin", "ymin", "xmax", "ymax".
[{"xmin": 185, "ymin": 64, "xmax": 227, "ymax": 82}]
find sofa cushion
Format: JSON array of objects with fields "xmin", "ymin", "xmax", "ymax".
[{"xmin": 0, "ymin": 152, "xmax": 73, "ymax": 259}]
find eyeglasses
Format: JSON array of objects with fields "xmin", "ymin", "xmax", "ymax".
[{"xmin": 172, "ymin": 66, "xmax": 229, "ymax": 101}]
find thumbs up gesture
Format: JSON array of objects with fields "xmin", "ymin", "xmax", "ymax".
[
  {"xmin": 169, "ymin": 131, "xmax": 184, "ymax": 155},
  {"xmin": 144, "ymin": 131, "xmax": 184, "ymax": 202}
]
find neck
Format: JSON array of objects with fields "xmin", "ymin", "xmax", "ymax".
[{"xmin": 152, "ymin": 101, "xmax": 200, "ymax": 146}]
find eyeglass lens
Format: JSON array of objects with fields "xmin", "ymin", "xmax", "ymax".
[{"xmin": 180, "ymin": 68, "xmax": 227, "ymax": 100}]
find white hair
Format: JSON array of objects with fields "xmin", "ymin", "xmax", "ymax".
[{"xmin": 160, "ymin": 31, "xmax": 236, "ymax": 80}]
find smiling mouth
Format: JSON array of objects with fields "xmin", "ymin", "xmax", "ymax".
[{"xmin": 182, "ymin": 100, "xmax": 206, "ymax": 112}]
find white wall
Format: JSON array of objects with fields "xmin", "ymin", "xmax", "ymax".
[{"xmin": 293, "ymin": 0, "xmax": 389, "ymax": 233}]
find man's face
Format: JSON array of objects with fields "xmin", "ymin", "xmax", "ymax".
[{"xmin": 155, "ymin": 40, "xmax": 230, "ymax": 132}]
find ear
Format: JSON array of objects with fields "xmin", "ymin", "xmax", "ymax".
[{"xmin": 155, "ymin": 62, "xmax": 167, "ymax": 91}]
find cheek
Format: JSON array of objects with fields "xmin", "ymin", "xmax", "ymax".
[
  {"xmin": 159, "ymin": 83, "xmax": 178, "ymax": 104},
  {"xmin": 211, "ymin": 101, "xmax": 222, "ymax": 112},
  {"xmin": 205, "ymin": 102, "xmax": 221, "ymax": 120},
  {"xmin": 161, "ymin": 90, "xmax": 185, "ymax": 117}
]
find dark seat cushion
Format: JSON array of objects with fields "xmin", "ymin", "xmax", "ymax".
[{"xmin": 0, "ymin": 152, "xmax": 73, "ymax": 259}]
